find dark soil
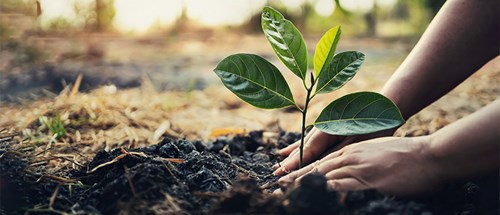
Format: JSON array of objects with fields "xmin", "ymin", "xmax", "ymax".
[{"xmin": 1, "ymin": 131, "xmax": 498, "ymax": 215}]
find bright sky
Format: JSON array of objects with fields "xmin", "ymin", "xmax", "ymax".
[{"xmin": 38, "ymin": 0, "xmax": 396, "ymax": 33}]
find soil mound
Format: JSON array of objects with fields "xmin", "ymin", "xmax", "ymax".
[{"xmin": 1, "ymin": 131, "xmax": 498, "ymax": 214}]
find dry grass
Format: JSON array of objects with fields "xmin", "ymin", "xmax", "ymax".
[{"xmin": 0, "ymin": 60, "xmax": 498, "ymax": 176}]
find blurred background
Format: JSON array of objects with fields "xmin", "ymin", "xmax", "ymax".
[
  {"xmin": 0, "ymin": 0, "xmax": 446, "ymax": 100},
  {"xmin": 13, "ymin": 0, "xmax": 498, "ymax": 143}
]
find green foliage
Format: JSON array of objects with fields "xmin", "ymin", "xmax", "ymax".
[
  {"xmin": 40, "ymin": 114, "xmax": 67, "ymax": 139},
  {"xmin": 262, "ymin": 7, "xmax": 308, "ymax": 80},
  {"xmin": 313, "ymin": 26, "xmax": 341, "ymax": 78},
  {"xmin": 214, "ymin": 54, "xmax": 296, "ymax": 109},
  {"xmin": 314, "ymin": 92, "xmax": 404, "ymax": 135},
  {"xmin": 315, "ymin": 51, "xmax": 365, "ymax": 94},
  {"xmin": 214, "ymin": 7, "xmax": 404, "ymax": 168}
]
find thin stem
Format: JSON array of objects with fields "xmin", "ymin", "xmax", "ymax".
[
  {"xmin": 302, "ymin": 79, "xmax": 309, "ymax": 90},
  {"xmin": 310, "ymin": 92, "xmax": 317, "ymax": 100},
  {"xmin": 299, "ymin": 86, "xmax": 313, "ymax": 169}
]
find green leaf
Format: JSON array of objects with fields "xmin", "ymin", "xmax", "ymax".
[
  {"xmin": 315, "ymin": 51, "xmax": 365, "ymax": 94},
  {"xmin": 262, "ymin": 6, "xmax": 308, "ymax": 80},
  {"xmin": 313, "ymin": 26, "xmax": 341, "ymax": 78},
  {"xmin": 214, "ymin": 53, "xmax": 296, "ymax": 109},
  {"xmin": 314, "ymin": 92, "xmax": 404, "ymax": 135}
]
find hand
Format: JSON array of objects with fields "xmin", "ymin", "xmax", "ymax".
[
  {"xmin": 273, "ymin": 128, "xmax": 396, "ymax": 176},
  {"xmin": 277, "ymin": 136, "xmax": 445, "ymax": 197},
  {"xmin": 272, "ymin": 128, "xmax": 340, "ymax": 175}
]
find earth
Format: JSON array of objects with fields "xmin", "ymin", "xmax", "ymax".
[{"xmin": 1, "ymin": 130, "xmax": 498, "ymax": 215}]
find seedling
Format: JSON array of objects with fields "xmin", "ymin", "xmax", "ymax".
[
  {"xmin": 214, "ymin": 7, "xmax": 404, "ymax": 168},
  {"xmin": 40, "ymin": 114, "xmax": 67, "ymax": 139}
]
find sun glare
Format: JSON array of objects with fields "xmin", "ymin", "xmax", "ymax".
[
  {"xmin": 185, "ymin": 0, "xmax": 266, "ymax": 27},
  {"xmin": 36, "ymin": 0, "xmax": 395, "ymax": 33},
  {"xmin": 38, "ymin": 0, "xmax": 93, "ymax": 28},
  {"xmin": 113, "ymin": 0, "xmax": 182, "ymax": 33},
  {"xmin": 315, "ymin": 0, "xmax": 336, "ymax": 17}
]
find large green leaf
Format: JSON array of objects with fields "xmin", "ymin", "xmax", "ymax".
[
  {"xmin": 214, "ymin": 54, "xmax": 296, "ymax": 109},
  {"xmin": 313, "ymin": 26, "xmax": 341, "ymax": 78},
  {"xmin": 314, "ymin": 92, "xmax": 404, "ymax": 135},
  {"xmin": 315, "ymin": 51, "xmax": 365, "ymax": 94},
  {"xmin": 262, "ymin": 6, "xmax": 308, "ymax": 80}
]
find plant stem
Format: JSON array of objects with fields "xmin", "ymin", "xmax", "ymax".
[{"xmin": 299, "ymin": 87, "xmax": 313, "ymax": 169}]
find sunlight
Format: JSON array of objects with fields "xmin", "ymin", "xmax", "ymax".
[
  {"xmin": 113, "ymin": 0, "xmax": 182, "ymax": 33},
  {"xmin": 37, "ymin": 0, "xmax": 395, "ymax": 33},
  {"xmin": 280, "ymin": 0, "xmax": 306, "ymax": 11},
  {"xmin": 38, "ymin": 0, "xmax": 266, "ymax": 33},
  {"xmin": 184, "ymin": 0, "xmax": 266, "ymax": 27},
  {"xmin": 38, "ymin": 0, "xmax": 93, "ymax": 28},
  {"xmin": 314, "ymin": 0, "xmax": 336, "ymax": 17},
  {"xmin": 339, "ymin": 0, "xmax": 374, "ymax": 13}
]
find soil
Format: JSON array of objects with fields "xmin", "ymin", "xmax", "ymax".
[{"xmin": 1, "ymin": 131, "xmax": 498, "ymax": 215}]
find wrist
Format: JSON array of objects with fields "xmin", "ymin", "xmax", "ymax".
[
  {"xmin": 420, "ymin": 134, "xmax": 449, "ymax": 184},
  {"xmin": 380, "ymin": 87, "xmax": 411, "ymax": 121}
]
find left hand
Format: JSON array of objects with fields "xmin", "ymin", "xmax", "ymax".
[{"xmin": 277, "ymin": 136, "xmax": 445, "ymax": 197}]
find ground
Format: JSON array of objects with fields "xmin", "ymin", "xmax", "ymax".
[{"xmin": 1, "ymin": 18, "xmax": 499, "ymax": 214}]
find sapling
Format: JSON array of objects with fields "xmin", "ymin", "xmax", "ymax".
[{"xmin": 214, "ymin": 7, "xmax": 404, "ymax": 168}]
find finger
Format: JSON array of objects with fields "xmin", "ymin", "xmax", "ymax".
[
  {"xmin": 278, "ymin": 129, "xmax": 317, "ymax": 156},
  {"xmin": 278, "ymin": 161, "xmax": 318, "ymax": 183},
  {"xmin": 324, "ymin": 167, "xmax": 353, "ymax": 180},
  {"xmin": 272, "ymin": 188, "xmax": 285, "ymax": 196},
  {"xmin": 295, "ymin": 156, "xmax": 350, "ymax": 182},
  {"xmin": 274, "ymin": 143, "xmax": 325, "ymax": 175},
  {"xmin": 278, "ymin": 140, "xmax": 300, "ymax": 156},
  {"xmin": 273, "ymin": 149, "xmax": 300, "ymax": 175},
  {"xmin": 273, "ymin": 142, "xmax": 302, "ymax": 170},
  {"xmin": 327, "ymin": 178, "xmax": 369, "ymax": 192},
  {"xmin": 319, "ymin": 147, "xmax": 345, "ymax": 162},
  {"xmin": 273, "ymin": 148, "xmax": 299, "ymax": 170},
  {"xmin": 275, "ymin": 130, "xmax": 339, "ymax": 175},
  {"xmin": 274, "ymin": 145, "xmax": 325, "ymax": 176}
]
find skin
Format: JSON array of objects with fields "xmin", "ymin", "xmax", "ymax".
[
  {"xmin": 274, "ymin": 0, "xmax": 499, "ymax": 196},
  {"xmin": 278, "ymin": 100, "xmax": 500, "ymax": 196}
]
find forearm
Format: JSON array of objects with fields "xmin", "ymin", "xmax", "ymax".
[
  {"xmin": 381, "ymin": 0, "xmax": 499, "ymax": 119},
  {"xmin": 427, "ymin": 100, "xmax": 500, "ymax": 182}
]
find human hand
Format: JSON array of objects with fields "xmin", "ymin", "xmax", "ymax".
[
  {"xmin": 272, "ymin": 128, "xmax": 340, "ymax": 175},
  {"xmin": 273, "ymin": 128, "xmax": 396, "ymax": 176},
  {"xmin": 277, "ymin": 136, "xmax": 445, "ymax": 197}
]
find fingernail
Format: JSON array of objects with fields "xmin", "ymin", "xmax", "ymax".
[
  {"xmin": 271, "ymin": 163, "xmax": 279, "ymax": 170},
  {"xmin": 272, "ymin": 169, "xmax": 279, "ymax": 175},
  {"xmin": 273, "ymin": 166, "xmax": 287, "ymax": 176},
  {"xmin": 272, "ymin": 169, "xmax": 281, "ymax": 176}
]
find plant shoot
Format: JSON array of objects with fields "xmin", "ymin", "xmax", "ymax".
[{"xmin": 214, "ymin": 7, "xmax": 405, "ymax": 168}]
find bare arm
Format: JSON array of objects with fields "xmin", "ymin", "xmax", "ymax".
[
  {"xmin": 428, "ymin": 99, "xmax": 500, "ymax": 182},
  {"xmin": 382, "ymin": 0, "xmax": 499, "ymax": 119},
  {"xmin": 278, "ymin": 100, "xmax": 499, "ymax": 196}
]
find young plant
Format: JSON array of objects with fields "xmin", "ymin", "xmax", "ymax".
[
  {"xmin": 214, "ymin": 7, "xmax": 404, "ymax": 168},
  {"xmin": 40, "ymin": 114, "xmax": 67, "ymax": 139}
]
